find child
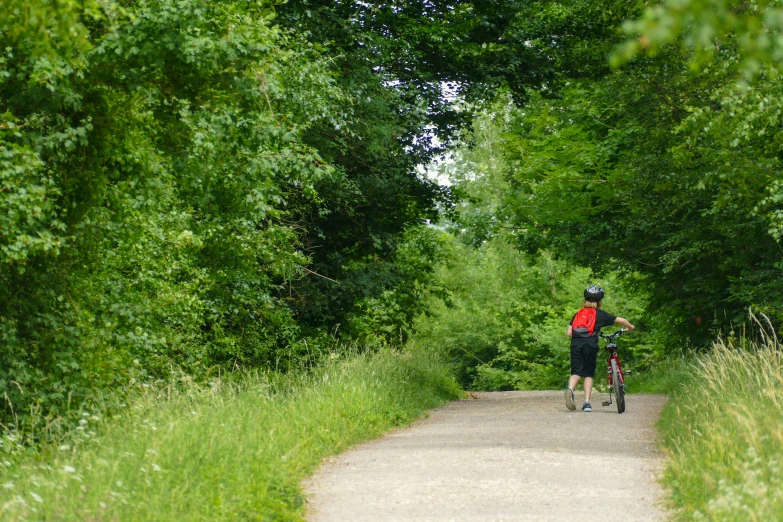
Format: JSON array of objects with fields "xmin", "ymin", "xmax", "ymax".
[{"xmin": 565, "ymin": 286, "xmax": 634, "ymax": 412}]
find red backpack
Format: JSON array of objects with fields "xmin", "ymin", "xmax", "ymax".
[{"xmin": 572, "ymin": 307, "xmax": 597, "ymax": 339}]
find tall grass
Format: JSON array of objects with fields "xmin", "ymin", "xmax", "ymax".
[
  {"xmin": 0, "ymin": 346, "xmax": 461, "ymax": 521},
  {"xmin": 659, "ymin": 318, "xmax": 783, "ymax": 520}
]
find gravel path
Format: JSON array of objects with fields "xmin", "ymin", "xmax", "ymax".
[{"xmin": 305, "ymin": 391, "xmax": 668, "ymax": 522}]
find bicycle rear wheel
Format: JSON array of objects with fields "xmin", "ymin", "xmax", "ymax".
[{"xmin": 611, "ymin": 359, "xmax": 625, "ymax": 414}]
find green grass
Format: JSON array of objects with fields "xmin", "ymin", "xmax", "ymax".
[
  {"xmin": 0, "ymin": 346, "xmax": 461, "ymax": 521},
  {"xmin": 658, "ymin": 329, "xmax": 783, "ymax": 520},
  {"xmin": 626, "ymin": 353, "xmax": 693, "ymax": 394}
]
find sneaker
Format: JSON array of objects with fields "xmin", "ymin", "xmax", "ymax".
[
  {"xmin": 582, "ymin": 402, "xmax": 592, "ymax": 412},
  {"xmin": 564, "ymin": 389, "xmax": 576, "ymax": 410}
]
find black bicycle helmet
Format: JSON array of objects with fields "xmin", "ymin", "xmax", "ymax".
[{"xmin": 584, "ymin": 285, "xmax": 605, "ymax": 302}]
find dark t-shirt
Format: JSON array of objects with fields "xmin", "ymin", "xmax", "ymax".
[{"xmin": 569, "ymin": 308, "xmax": 617, "ymax": 346}]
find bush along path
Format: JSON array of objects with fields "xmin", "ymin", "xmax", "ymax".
[
  {"xmin": 306, "ymin": 391, "xmax": 668, "ymax": 521},
  {"xmin": 0, "ymin": 347, "xmax": 461, "ymax": 521}
]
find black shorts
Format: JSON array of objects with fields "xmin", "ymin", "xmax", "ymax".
[{"xmin": 570, "ymin": 342, "xmax": 600, "ymax": 378}]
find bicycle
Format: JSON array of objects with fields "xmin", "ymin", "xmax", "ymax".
[{"xmin": 600, "ymin": 329, "xmax": 632, "ymax": 414}]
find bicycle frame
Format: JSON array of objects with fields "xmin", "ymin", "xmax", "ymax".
[{"xmin": 600, "ymin": 330, "xmax": 631, "ymax": 408}]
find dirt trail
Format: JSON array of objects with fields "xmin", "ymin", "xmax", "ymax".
[{"xmin": 305, "ymin": 391, "xmax": 668, "ymax": 522}]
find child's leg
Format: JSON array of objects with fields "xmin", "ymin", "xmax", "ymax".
[
  {"xmin": 565, "ymin": 374, "xmax": 580, "ymax": 410},
  {"xmin": 582, "ymin": 344, "xmax": 599, "ymax": 403}
]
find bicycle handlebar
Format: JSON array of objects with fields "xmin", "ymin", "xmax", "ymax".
[{"xmin": 600, "ymin": 328, "xmax": 628, "ymax": 341}]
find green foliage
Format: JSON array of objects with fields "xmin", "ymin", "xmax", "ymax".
[
  {"xmin": 414, "ymin": 241, "xmax": 580, "ymax": 389},
  {"xmin": 0, "ymin": 0, "xmax": 678, "ymax": 449},
  {"xmin": 277, "ymin": 0, "xmax": 642, "ymax": 114},
  {"xmin": 421, "ymin": 3, "xmax": 783, "ymax": 350},
  {"xmin": 0, "ymin": 0, "xmax": 468, "ymax": 443},
  {"xmin": 413, "ymin": 237, "xmax": 662, "ymax": 390},
  {"xmin": 0, "ymin": 0, "xmax": 338, "ymax": 432},
  {"xmin": 471, "ymin": 51, "xmax": 783, "ymax": 341},
  {"xmin": 0, "ymin": 346, "xmax": 461, "ymax": 521},
  {"xmin": 614, "ymin": 0, "xmax": 783, "ymax": 79},
  {"xmin": 658, "ymin": 325, "xmax": 783, "ymax": 519},
  {"xmin": 0, "ymin": 0, "xmax": 106, "ymax": 59},
  {"xmin": 0, "ymin": 144, "xmax": 63, "ymax": 263},
  {"xmin": 416, "ymin": 103, "xmax": 669, "ymax": 391},
  {"xmin": 8, "ymin": 0, "xmax": 783, "ymax": 459},
  {"xmin": 344, "ymin": 226, "xmax": 453, "ymax": 343},
  {"xmin": 626, "ymin": 352, "xmax": 693, "ymax": 394}
]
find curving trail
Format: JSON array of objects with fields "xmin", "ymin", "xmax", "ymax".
[{"xmin": 305, "ymin": 391, "xmax": 668, "ymax": 522}]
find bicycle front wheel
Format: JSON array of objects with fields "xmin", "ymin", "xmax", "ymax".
[{"xmin": 611, "ymin": 359, "xmax": 625, "ymax": 414}]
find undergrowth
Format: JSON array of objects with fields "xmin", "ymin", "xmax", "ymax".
[
  {"xmin": 0, "ymin": 346, "xmax": 461, "ymax": 521},
  {"xmin": 626, "ymin": 353, "xmax": 692, "ymax": 394},
  {"xmin": 659, "ymin": 318, "xmax": 783, "ymax": 520}
]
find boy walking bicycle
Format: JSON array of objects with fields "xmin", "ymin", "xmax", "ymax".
[{"xmin": 565, "ymin": 286, "xmax": 635, "ymax": 412}]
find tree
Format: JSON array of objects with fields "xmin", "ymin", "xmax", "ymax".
[{"xmin": 465, "ymin": 48, "xmax": 783, "ymax": 340}]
